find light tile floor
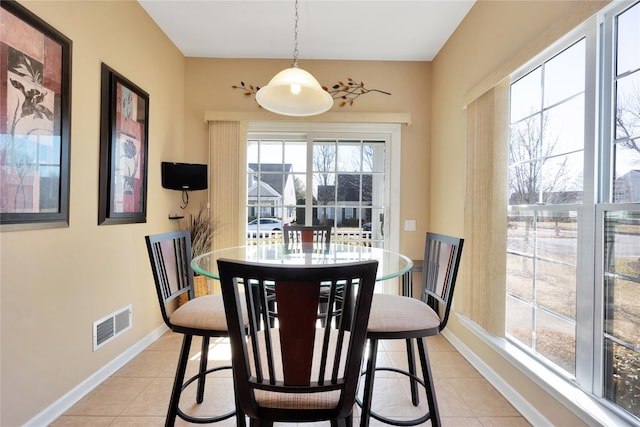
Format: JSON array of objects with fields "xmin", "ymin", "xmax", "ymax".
[{"xmin": 51, "ymin": 331, "xmax": 530, "ymax": 426}]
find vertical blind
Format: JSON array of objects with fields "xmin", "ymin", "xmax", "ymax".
[
  {"xmin": 208, "ymin": 120, "xmax": 244, "ymax": 249},
  {"xmin": 462, "ymin": 79, "xmax": 509, "ymax": 336}
]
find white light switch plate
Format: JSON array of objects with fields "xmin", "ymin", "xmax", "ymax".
[{"xmin": 404, "ymin": 219, "xmax": 416, "ymax": 231}]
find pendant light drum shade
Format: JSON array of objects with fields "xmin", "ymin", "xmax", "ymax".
[{"xmin": 256, "ymin": 66, "xmax": 333, "ymax": 116}]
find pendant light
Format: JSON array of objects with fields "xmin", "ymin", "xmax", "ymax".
[{"xmin": 256, "ymin": 0, "xmax": 333, "ymax": 117}]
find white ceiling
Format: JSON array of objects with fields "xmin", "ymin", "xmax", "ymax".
[{"xmin": 138, "ymin": 1, "xmax": 475, "ymax": 62}]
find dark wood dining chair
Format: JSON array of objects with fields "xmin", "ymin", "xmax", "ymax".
[
  {"xmin": 145, "ymin": 230, "xmax": 247, "ymax": 427},
  {"xmin": 217, "ymin": 258, "xmax": 378, "ymax": 427},
  {"xmin": 358, "ymin": 232, "xmax": 464, "ymax": 427},
  {"xmin": 283, "ymin": 223, "xmax": 332, "ymax": 252}
]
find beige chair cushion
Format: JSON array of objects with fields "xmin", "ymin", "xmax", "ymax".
[
  {"xmin": 254, "ymin": 388, "xmax": 341, "ymax": 410},
  {"xmin": 367, "ymin": 294, "xmax": 440, "ymax": 333},
  {"xmin": 170, "ymin": 293, "xmax": 247, "ymax": 331},
  {"xmin": 250, "ymin": 330, "xmax": 349, "ymax": 410}
]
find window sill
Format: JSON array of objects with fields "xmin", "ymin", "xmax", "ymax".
[{"xmin": 444, "ymin": 315, "xmax": 635, "ymax": 426}]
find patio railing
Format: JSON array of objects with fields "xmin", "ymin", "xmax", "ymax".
[{"xmin": 247, "ymin": 229, "xmax": 376, "ymax": 247}]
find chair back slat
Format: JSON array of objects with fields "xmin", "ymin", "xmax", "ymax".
[
  {"xmin": 243, "ymin": 279, "xmax": 268, "ymax": 383},
  {"xmin": 145, "ymin": 230, "xmax": 195, "ymax": 328},
  {"xmin": 317, "ymin": 279, "xmax": 336, "ymax": 385},
  {"xmin": 217, "ymin": 258, "xmax": 377, "ymax": 419},
  {"xmin": 275, "ymin": 281, "xmax": 321, "ymax": 385},
  {"xmin": 153, "ymin": 243, "xmax": 172, "ymax": 299},
  {"xmin": 330, "ymin": 279, "xmax": 353, "ymax": 382},
  {"xmin": 421, "ymin": 232, "xmax": 464, "ymax": 331}
]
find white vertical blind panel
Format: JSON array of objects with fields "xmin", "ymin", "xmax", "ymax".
[{"xmin": 209, "ymin": 121, "xmax": 245, "ymax": 250}]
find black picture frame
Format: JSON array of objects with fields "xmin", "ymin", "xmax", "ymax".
[
  {"xmin": 98, "ymin": 63, "xmax": 149, "ymax": 225},
  {"xmin": 0, "ymin": 0, "xmax": 72, "ymax": 230}
]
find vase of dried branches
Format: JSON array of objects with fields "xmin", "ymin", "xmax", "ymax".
[{"xmin": 178, "ymin": 203, "xmax": 214, "ymax": 305}]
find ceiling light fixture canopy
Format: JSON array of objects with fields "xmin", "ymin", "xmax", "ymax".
[{"xmin": 255, "ymin": 0, "xmax": 333, "ymax": 117}]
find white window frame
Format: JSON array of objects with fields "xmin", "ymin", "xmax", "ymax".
[
  {"xmin": 501, "ymin": 1, "xmax": 640, "ymax": 424},
  {"xmin": 247, "ymin": 121, "xmax": 402, "ymax": 254},
  {"xmin": 508, "ymin": 19, "xmax": 597, "ymax": 386}
]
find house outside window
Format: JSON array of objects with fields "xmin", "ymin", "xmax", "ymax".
[{"xmin": 507, "ymin": 1, "xmax": 640, "ymax": 420}]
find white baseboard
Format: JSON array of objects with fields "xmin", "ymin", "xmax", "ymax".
[
  {"xmin": 444, "ymin": 316, "xmax": 636, "ymax": 427},
  {"xmin": 441, "ymin": 328, "xmax": 553, "ymax": 426},
  {"xmin": 24, "ymin": 324, "xmax": 169, "ymax": 427}
]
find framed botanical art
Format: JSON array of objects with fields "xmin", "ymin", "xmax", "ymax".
[
  {"xmin": 0, "ymin": 0, "xmax": 72, "ymax": 230},
  {"xmin": 98, "ymin": 63, "xmax": 149, "ymax": 225}
]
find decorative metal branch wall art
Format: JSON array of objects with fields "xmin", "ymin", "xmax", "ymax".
[{"xmin": 232, "ymin": 77, "xmax": 390, "ymax": 108}]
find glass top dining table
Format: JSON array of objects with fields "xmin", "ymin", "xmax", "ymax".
[{"xmin": 191, "ymin": 243, "xmax": 413, "ymax": 282}]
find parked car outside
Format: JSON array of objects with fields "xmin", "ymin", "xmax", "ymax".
[
  {"xmin": 362, "ymin": 222, "xmax": 372, "ymax": 231},
  {"xmin": 247, "ymin": 218, "xmax": 284, "ymax": 231},
  {"xmin": 247, "ymin": 218, "xmax": 285, "ymax": 236}
]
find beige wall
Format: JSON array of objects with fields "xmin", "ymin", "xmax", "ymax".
[
  {"xmin": 1, "ymin": 1, "xmax": 186, "ymax": 425},
  {"xmin": 431, "ymin": 0, "xmax": 608, "ymax": 425},
  {"xmin": 184, "ymin": 58, "xmax": 431, "ymax": 258}
]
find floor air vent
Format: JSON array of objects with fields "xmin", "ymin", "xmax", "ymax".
[{"xmin": 93, "ymin": 305, "xmax": 132, "ymax": 351}]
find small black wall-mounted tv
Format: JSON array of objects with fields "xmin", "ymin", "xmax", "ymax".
[{"xmin": 161, "ymin": 162, "xmax": 208, "ymax": 191}]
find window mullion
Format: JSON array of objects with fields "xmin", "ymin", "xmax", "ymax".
[
  {"xmin": 574, "ymin": 15, "xmax": 599, "ymax": 393},
  {"xmin": 305, "ymin": 134, "xmax": 314, "ymax": 226}
]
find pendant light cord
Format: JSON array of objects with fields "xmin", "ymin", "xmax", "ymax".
[
  {"xmin": 292, "ymin": 0, "xmax": 299, "ymax": 68},
  {"xmin": 255, "ymin": 0, "xmax": 332, "ymax": 116}
]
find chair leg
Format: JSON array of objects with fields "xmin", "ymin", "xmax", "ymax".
[
  {"xmin": 250, "ymin": 420, "xmax": 272, "ymax": 427},
  {"xmin": 359, "ymin": 338, "xmax": 379, "ymax": 427},
  {"xmin": 334, "ymin": 288, "xmax": 345, "ymax": 326},
  {"xmin": 235, "ymin": 391, "xmax": 246, "ymax": 426},
  {"xmin": 402, "ymin": 270, "xmax": 413, "ymax": 297},
  {"xmin": 417, "ymin": 337, "xmax": 440, "ymax": 427},
  {"xmin": 406, "ymin": 338, "xmax": 419, "ymax": 406},
  {"xmin": 263, "ymin": 287, "xmax": 276, "ymax": 328},
  {"xmin": 332, "ymin": 418, "xmax": 349, "ymax": 427},
  {"xmin": 267, "ymin": 299, "xmax": 276, "ymax": 327},
  {"xmin": 166, "ymin": 334, "xmax": 192, "ymax": 427},
  {"xmin": 318, "ymin": 301, "xmax": 329, "ymax": 327},
  {"xmin": 196, "ymin": 336, "xmax": 210, "ymax": 404}
]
